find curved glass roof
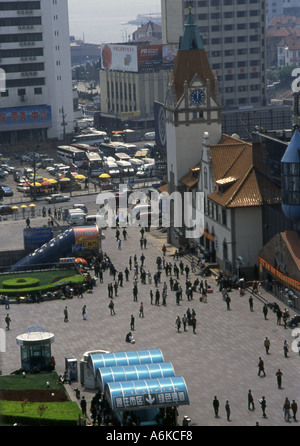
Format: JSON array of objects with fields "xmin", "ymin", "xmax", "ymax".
[
  {"xmin": 96, "ymin": 362, "xmax": 175, "ymax": 391},
  {"xmin": 87, "ymin": 349, "xmax": 164, "ymax": 375},
  {"xmin": 105, "ymin": 376, "xmax": 189, "ymax": 412}
]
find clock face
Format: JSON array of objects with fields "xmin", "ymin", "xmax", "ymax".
[{"xmin": 190, "ymin": 89, "xmax": 205, "ymax": 105}]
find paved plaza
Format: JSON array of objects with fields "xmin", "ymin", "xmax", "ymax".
[{"xmin": 1, "ymin": 219, "xmax": 300, "ymax": 427}]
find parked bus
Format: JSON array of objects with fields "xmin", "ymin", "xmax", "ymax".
[
  {"xmin": 71, "ymin": 130, "xmax": 108, "ymax": 146},
  {"xmin": 87, "ymin": 152, "xmax": 103, "ymax": 177},
  {"xmin": 71, "ymin": 143, "xmax": 99, "ymax": 153},
  {"xmin": 99, "ymin": 142, "xmax": 127, "ymax": 157},
  {"xmin": 56, "ymin": 145, "xmax": 88, "ymax": 168}
]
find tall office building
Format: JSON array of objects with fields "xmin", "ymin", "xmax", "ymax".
[
  {"xmin": 161, "ymin": 0, "xmax": 267, "ymax": 111},
  {"xmin": 0, "ymin": 0, "xmax": 74, "ymax": 144}
]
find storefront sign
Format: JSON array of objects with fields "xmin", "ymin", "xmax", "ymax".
[{"xmin": 0, "ymin": 105, "xmax": 52, "ymax": 131}]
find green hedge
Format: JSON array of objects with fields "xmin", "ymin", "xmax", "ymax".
[
  {"xmin": 0, "ymin": 275, "xmax": 85, "ymax": 297},
  {"xmin": 2, "ymin": 277, "xmax": 40, "ymax": 289},
  {"xmin": 1, "ymin": 401, "xmax": 81, "ymax": 426}
]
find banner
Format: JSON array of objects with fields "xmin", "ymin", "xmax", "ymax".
[
  {"xmin": 101, "ymin": 44, "xmax": 138, "ymax": 72},
  {"xmin": 258, "ymin": 256, "xmax": 300, "ymax": 291},
  {"xmin": 73, "ymin": 227, "xmax": 99, "ymax": 251},
  {"xmin": 0, "ymin": 106, "xmax": 52, "ymax": 131}
]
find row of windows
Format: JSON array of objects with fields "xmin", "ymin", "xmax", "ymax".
[
  {"xmin": 0, "ymin": 33, "xmax": 42, "ymax": 43},
  {"xmin": 6, "ymin": 77, "xmax": 45, "ymax": 88},
  {"xmin": 0, "ymin": 48, "xmax": 44, "ymax": 58},
  {"xmin": 185, "ymin": 0, "xmax": 261, "ymax": 7},
  {"xmin": 0, "ymin": 1, "xmax": 41, "ymax": 10},
  {"xmin": 1, "ymin": 63, "xmax": 44, "ymax": 73},
  {"xmin": 0, "ymin": 16, "xmax": 42, "ymax": 26},
  {"xmin": 197, "ymin": 14, "xmax": 261, "ymax": 22},
  {"xmin": 0, "ymin": 87, "xmax": 42, "ymax": 98},
  {"xmin": 208, "ymin": 48, "xmax": 263, "ymax": 58}
]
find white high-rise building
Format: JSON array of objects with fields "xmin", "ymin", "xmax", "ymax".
[
  {"xmin": 0, "ymin": 0, "xmax": 74, "ymax": 144},
  {"xmin": 161, "ymin": 0, "xmax": 267, "ymax": 111}
]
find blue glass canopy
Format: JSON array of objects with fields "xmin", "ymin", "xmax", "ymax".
[
  {"xmin": 105, "ymin": 376, "xmax": 189, "ymax": 412},
  {"xmin": 87, "ymin": 349, "xmax": 164, "ymax": 376},
  {"xmin": 96, "ymin": 362, "xmax": 175, "ymax": 392}
]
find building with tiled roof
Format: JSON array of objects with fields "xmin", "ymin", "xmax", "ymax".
[
  {"xmin": 184, "ymin": 133, "xmax": 282, "ymax": 274},
  {"xmin": 132, "ymin": 21, "xmax": 162, "ymax": 44}
]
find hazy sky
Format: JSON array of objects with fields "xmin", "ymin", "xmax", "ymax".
[{"xmin": 68, "ymin": 0, "xmax": 161, "ymax": 44}]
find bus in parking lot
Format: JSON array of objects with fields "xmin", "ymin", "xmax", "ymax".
[{"xmin": 57, "ymin": 146, "xmax": 88, "ymax": 168}]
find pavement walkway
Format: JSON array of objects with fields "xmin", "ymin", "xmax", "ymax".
[{"xmin": 1, "ymin": 224, "xmax": 300, "ymax": 426}]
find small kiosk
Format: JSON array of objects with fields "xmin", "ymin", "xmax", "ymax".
[
  {"xmin": 65, "ymin": 355, "xmax": 78, "ymax": 381},
  {"xmin": 16, "ymin": 326, "xmax": 55, "ymax": 373}
]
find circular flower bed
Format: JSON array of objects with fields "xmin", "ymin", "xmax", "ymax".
[{"xmin": 2, "ymin": 277, "xmax": 40, "ymax": 289}]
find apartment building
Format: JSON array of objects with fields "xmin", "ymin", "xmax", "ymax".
[
  {"xmin": 0, "ymin": 0, "xmax": 74, "ymax": 144},
  {"xmin": 161, "ymin": 0, "xmax": 267, "ymax": 111}
]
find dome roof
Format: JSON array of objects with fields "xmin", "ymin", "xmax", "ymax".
[
  {"xmin": 281, "ymin": 129, "xmax": 300, "ymax": 163},
  {"xmin": 16, "ymin": 326, "xmax": 55, "ymax": 345}
]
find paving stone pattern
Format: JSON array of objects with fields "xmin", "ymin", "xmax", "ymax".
[{"xmin": 1, "ymin": 225, "xmax": 300, "ymax": 426}]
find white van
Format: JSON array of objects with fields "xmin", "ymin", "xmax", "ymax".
[
  {"xmin": 85, "ymin": 214, "xmax": 107, "ymax": 228},
  {"xmin": 68, "ymin": 212, "xmax": 87, "ymax": 225}
]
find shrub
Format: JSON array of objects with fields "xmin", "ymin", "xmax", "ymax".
[{"xmin": 2, "ymin": 277, "xmax": 40, "ymax": 289}]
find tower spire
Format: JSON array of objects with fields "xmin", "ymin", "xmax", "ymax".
[{"xmin": 179, "ymin": 7, "xmax": 204, "ymax": 51}]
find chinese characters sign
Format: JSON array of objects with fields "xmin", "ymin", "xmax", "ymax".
[
  {"xmin": 113, "ymin": 390, "xmax": 188, "ymax": 411},
  {"xmin": 0, "ymin": 106, "xmax": 52, "ymax": 130}
]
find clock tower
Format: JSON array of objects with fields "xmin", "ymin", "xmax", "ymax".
[{"xmin": 165, "ymin": 8, "xmax": 222, "ymax": 190}]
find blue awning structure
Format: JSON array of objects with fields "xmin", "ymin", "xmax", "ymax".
[
  {"xmin": 87, "ymin": 349, "xmax": 164, "ymax": 376},
  {"xmin": 105, "ymin": 376, "xmax": 189, "ymax": 412},
  {"xmin": 96, "ymin": 362, "xmax": 175, "ymax": 392}
]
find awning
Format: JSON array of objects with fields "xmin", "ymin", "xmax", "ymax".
[
  {"xmin": 96, "ymin": 362, "xmax": 175, "ymax": 392},
  {"xmin": 104, "ymin": 376, "xmax": 189, "ymax": 412},
  {"xmin": 87, "ymin": 349, "xmax": 164, "ymax": 376}
]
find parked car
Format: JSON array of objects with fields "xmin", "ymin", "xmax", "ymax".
[
  {"xmin": 0, "ymin": 169, "xmax": 8, "ymax": 179},
  {"xmin": 0, "ymin": 205, "xmax": 13, "ymax": 215},
  {"xmin": 0, "ymin": 185, "xmax": 13, "ymax": 197},
  {"xmin": 16, "ymin": 183, "xmax": 30, "ymax": 194},
  {"xmin": 44, "ymin": 194, "xmax": 70, "ymax": 204},
  {"xmin": 13, "ymin": 170, "xmax": 23, "ymax": 182}
]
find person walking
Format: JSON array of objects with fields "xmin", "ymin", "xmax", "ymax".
[
  {"xmin": 263, "ymin": 304, "xmax": 268, "ymax": 320},
  {"xmin": 82, "ymin": 305, "xmax": 87, "ymax": 320},
  {"xmin": 264, "ymin": 337, "xmax": 270, "ymax": 355},
  {"xmin": 213, "ymin": 396, "xmax": 219, "ymax": 417},
  {"xmin": 248, "ymin": 390, "xmax": 255, "ymax": 410},
  {"xmin": 257, "ymin": 357, "xmax": 266, "ymax": 377},
  {"xmin": 130, "ymin": 314, "xmax": 135, "ymax": 331},
  {"xmin": 291, "ymin": 400, "xmax": 298, "ymax": 421},
  {"xmin": 150, "ymin": 289, "xmax": 153, "ymax": 305},
  {"xmin": 80, "ymin": 396, "xmax": 87, "ymax": 417},
  {"xmin": 191, "ymin": 315, "xmax": 197, "ymax": 334},
  {"xmin": 182, "ymin": 314, "xmax": 188, "ymax": 332},
  {"xmin": 109, "ymin": 299, "xmax": 116, "ymax": 315},
  {"xmin": 283, "ymin": 398, "xmax": 291, "ymax": 422},
  {"xmin": 133, "ymin": 285, "xmax": 138, "ymax": 302},
  {"xmin": 155, "ymin": 289, "xmax": 160, "ymax": 306},
  {"xmin": 225, "ymin": 400, "xmax": 231, "ymax": 421},
  {"xmin": 283, "ymin": 340, "xmax": 289, "ymax": 358},
  {"xmin": 276, "ymin": 369, "xmax": 283, "ymax": 388},
  {"xmin": 5, "ymin": 313, "xmax": 11, "ymax": 331},
  {"xmin": 139, "ymin": 302, "xmax": 144, "ymax": 318},
  {"xmin": 259, "ymin": 396, "xmax": 267, "ymax": 418},
  {"xmin": 124, "ymin": 267, "xmax": 130, "ymax": 282},
  {"xmin": 225, "ymin": 294, "xmax": 231, "ymax": 310},
  {"xmin": 175, "ymin": 316, "xmax": 181, "ymax": 333},
  {"xmin": 4, "ymin": 295, "xmax": 10, "ymax": 310},
  {"xmin": 64, "ymin": 306, "xmax": 68, "ymax": 323},
  {"xmin": 249, "ymin": 296, "xmax": 254, "ymax": 311}
]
